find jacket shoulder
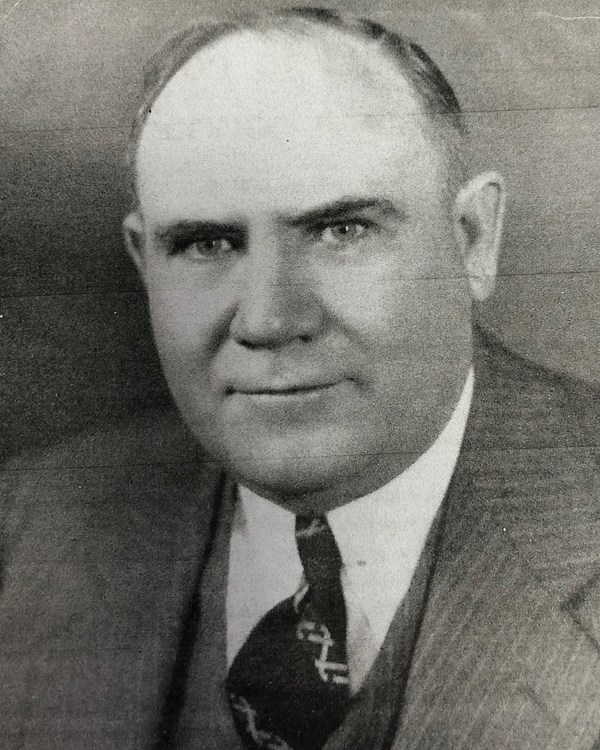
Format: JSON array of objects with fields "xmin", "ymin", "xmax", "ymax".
[
  {"xmin": 470, "ymin": 327, "xmax": 600, "ymax": 451},
  {"xmin": 5, "ymin": 409, "xmax": 204, "ymax": 471},
  {"xmin": 0, "ymin": 410, "xmax": 222, "ymax": 566}
]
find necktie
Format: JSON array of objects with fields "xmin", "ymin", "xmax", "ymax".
[{"xmin": 227, "ymin": 515, "xmax": 350, "ymax": 750}]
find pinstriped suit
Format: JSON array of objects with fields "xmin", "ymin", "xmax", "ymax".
[{"xmin": 1, "ymin": 329, "xmax": 600, "ymax": 749}]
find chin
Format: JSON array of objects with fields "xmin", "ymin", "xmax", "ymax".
[
  {"xmin": 229, "ymin": 451, "xmax": 334, "ymax": 494},
  {"xmin": 219, "ymin": 434, "xmax": 378, "ymax": 510}
]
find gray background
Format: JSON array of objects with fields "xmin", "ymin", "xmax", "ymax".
[{"xmin": 1, "ymin": 0, "xmax": 599, "ymax": 461}]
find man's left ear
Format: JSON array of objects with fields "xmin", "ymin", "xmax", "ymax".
[
  {"xmin": 123, "ymin": 210, "xmax": 147, "ymax": 279},
  {"xmin": 453, "ymin": 171, "xmax": 506, "ymax": 301}
]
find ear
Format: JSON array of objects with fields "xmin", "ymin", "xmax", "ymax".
[
  {"xmin": 453, "ymin": 171, "xmax": 506, "ymax": 301},
  {"xmin": 123, "ymin": 210, "xmax": 147, "ymax": 278}
]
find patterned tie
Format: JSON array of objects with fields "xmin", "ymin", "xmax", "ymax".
[{"xmin": 227, "ymin": 515, "xmax": 350, "ymax": 750}]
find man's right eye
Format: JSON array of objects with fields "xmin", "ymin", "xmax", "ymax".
[{"xmin": 170, "ymin": 236, "xmax": 243, "ymax": 260}]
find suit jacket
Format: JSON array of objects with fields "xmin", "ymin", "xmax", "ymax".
[{"xmin": 1, "ymin": 329, "xmax": 600, "ymax": 749}]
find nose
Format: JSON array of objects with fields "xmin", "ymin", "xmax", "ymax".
[{"xmin": 230, "ymin": 236, "xmax": 324, "ymax": 349}]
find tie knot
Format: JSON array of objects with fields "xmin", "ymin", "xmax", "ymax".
[{"xmin": 295, "ymin": 516, "xmax": 343, "ymax": 591}]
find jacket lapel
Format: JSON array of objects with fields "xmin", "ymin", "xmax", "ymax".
[{"xmin": 395, "ymin": 433, "xmax": 600, "ymax": 749}]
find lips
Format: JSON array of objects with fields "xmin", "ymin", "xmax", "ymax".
[{"xmin": 227, "ymin": 381, "xmax": 340, "ymax": 396}]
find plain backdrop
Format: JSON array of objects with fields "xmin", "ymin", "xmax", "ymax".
[{"xmin": 1, "ymin": 0, "xmax": 599, "ymax": 461}]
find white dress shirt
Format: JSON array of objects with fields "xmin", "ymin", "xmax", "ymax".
[{"xmin": 226, "ymin": 369, "xmax": 474, "ymax": 692}]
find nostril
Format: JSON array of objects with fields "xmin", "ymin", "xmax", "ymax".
[{"xmin": 238, "ymin": 337, "xmax": 260, "ymax": 351}]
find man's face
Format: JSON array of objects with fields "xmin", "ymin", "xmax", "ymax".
[{"xmin": 132, "ymin": 31, "xmax": 474, "ymax": 510}]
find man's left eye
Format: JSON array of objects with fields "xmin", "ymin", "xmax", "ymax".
[{"xmin": 319, "ymin": 221, "xmax": 371, "ymax": 244}]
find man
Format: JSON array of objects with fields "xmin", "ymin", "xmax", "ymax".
[{"xmin": 1, "ymin": 7, "xmax": 600, "ymax": 749}]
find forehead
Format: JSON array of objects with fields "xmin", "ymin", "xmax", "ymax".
[{"xmin": 136, "ymin": 28, "xmax": 444, "ymax": 221}]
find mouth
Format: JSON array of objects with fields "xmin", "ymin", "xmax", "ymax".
[{"xmin": 227, "ymin": 381, "xmax": 341, "ymax": 401}]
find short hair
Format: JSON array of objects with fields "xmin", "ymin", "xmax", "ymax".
[{"xmin": 128, "ymin": 7, "xmax": 465, "ymax": 196}]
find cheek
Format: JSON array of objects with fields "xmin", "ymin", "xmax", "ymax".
[
  {"xmin": 144, "ymin": 279, "xmax": 219, "ymax": 376},
  {"xmin": 322, "ymin": 256, "xmax": 468, "ymax": 360}
]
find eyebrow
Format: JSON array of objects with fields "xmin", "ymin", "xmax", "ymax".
[
  {"xmin": 154, "ymin": 220, "xmax": 245, "ymax": 243},
  {"xmin": 284, "ymin": 197, "xmax": 403, "ymax": 227}
]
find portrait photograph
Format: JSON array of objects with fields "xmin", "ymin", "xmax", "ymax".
[{"xmin": 1, "ymin": 1, "xmax": 599, "ymax": 748}]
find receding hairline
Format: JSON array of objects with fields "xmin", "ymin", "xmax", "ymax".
[{"xmin": 128, "ymin": 9, "xmax": 466, "ymax": 197}]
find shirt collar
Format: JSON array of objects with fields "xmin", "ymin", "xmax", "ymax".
[{"xmin": 328, "ymin": 368, "xmax": 474, "ymax": 642}]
